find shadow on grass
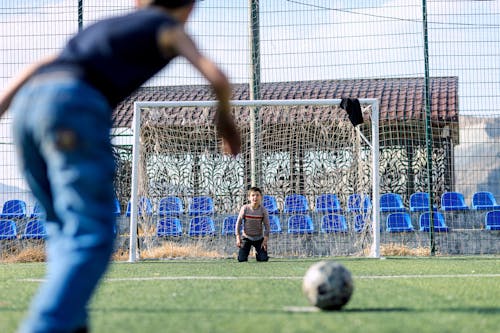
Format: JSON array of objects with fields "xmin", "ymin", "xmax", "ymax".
[
  {"xmin": 380, "ymin": 256, "xmax": 500, "ymax": 262},
  {"xmin": 345, "ymin": 306, "xmax": 500, "ymax": 314},
  {"xmin": 343, "ymin": 307, "xmax": 411, "ymax": 312},
  {"xmin": 88, "ymin": 306, "xmax": 500, "ymax": 315}
]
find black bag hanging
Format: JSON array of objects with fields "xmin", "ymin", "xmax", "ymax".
[{"xmin": 340, "ymin": 97, "xmax": 364, "ymax": 127}]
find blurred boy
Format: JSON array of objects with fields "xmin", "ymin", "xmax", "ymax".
[
  {"xmin": 0, "ymin": 1, "xmax": 241, "ymax": 332},
  {"xmin": 235, "ymin": 187, "xmax": 271, "ymax": 262}
]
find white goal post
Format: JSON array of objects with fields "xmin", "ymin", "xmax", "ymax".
[{"xmin": 129, "ymin": 99, "xmax": 380, "ymax": 262}]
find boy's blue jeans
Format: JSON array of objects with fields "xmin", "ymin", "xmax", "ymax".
[{"xmin": 11, "ymin": 74, "xmax": 116, "ymax": 333}]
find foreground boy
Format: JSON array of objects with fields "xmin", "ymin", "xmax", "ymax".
[{"xmin": 0, "ymin": 1, "xmax": 241, "ymax": 332}]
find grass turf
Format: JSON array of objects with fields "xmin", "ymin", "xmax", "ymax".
[{"xmin": 1, "ymin": 257, "xmax": 499, "ymax": 333}]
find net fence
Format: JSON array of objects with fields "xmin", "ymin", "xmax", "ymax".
[
  {"xmin": 1, "ymin": 1, "xmax": 499, "ymax": 261},
  {"xmin": 120, "ymin": 100, "xmax": 377, "ymax": 259}
]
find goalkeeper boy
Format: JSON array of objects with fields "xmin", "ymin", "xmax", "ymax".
[
  {"xmin": 235, "ymin": 187, "xmax": 271, "ymax": 262},
  {"xmin": 0, "ymin": 1, "xmax": 241, "ymax": 332}
]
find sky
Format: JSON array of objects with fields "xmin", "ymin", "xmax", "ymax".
[
  {"xmin": 1, "ymin": 0, "xmax": 500, "ymax": 112},
  {"xmin": 0, "ymin": 0, "xmax": 499, "ymax": 194}
]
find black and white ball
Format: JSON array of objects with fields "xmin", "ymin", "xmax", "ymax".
[{"xmin": 302, "ymin": 260, "xmax": 354, "ymax": 310}]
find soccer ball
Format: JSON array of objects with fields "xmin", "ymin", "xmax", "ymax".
[{"xmin": 302, "ymin": 260, "xmax": 354, "ymax": 310}]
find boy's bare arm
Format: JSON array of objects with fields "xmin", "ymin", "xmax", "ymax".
[
  {"xmin": 235, "ymin": 208, "xmax": 245, "ymax": 248},
  {"xmin": 159, "ymin": 27, "xmax": 241, "ymax": 156},
  {"xmin": 0, "ymin": 54, "xmax": 57, "ymax": 117},
  {"xmin": 262, "ymin": 211, "xmax": 270, "ymax": 250}
]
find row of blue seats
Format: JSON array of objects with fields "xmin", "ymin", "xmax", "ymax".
[
  {"xmin": 282, "ymin": 191, "xmax": 499, "ymax": 213},
  {"xmin": 310, "ymin": 191, "xmax": 499, "ymax": 213},
  {"xmin": 0, "ymin": 200, "xmax": 44, "ymax": 220},
  {"xmin": 117, "ymin": 191, "xmax": 500, "ymax": 218},
  {"xmin": 3, "ymin": 190, "xmax": 494, "ymax": 221},
  {"xmin": 0, "ymin": 219, "xmax": 46, "ymax": 240},
  {"xmin": 157, "ymin": 210, "xmax": 500, "ymax": 237},
  {"xmin": 119, "ymin": 194, "xmax": 371, "ymax": 217},
  {"xmin": 3, "ymin": 209, "xmax": 499, "ymax": 240},
  {"xmin": 384, "ymin": 191, "xmax": 500, "ymax": 212},
  {"xmin": 373, "ymin": 210, "xmax": 500, "ymax": 232},
  {"xmin": 264, "ymin": 190, "xmax": 497, "ymax": 214}
]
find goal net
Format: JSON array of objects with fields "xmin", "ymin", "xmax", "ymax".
[{"xmin": 122, "ymin": 99, "xmax": 380, "ymax": 261}]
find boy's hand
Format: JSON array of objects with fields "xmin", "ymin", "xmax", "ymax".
[
  {"xmin": 236, "ymin": 236, "xmax": 241, "ymax": 248},
  {"xmin": 261, "ymin": 237, "xmax": 268, "ymax": 251},
  {"xmin": 216, "ymin": 108, "xmax": 241, "ymax": 156}
]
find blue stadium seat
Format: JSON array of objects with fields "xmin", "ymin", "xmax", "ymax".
[
  {"xmin": 320, "ymin": 214, "xmax": 348, "ymax": 233},
  {"xmin": 471, "ymin": 191, "xmax": 500, "ymax": 211},
  {"xmin": 221, "ymin": 215, "xmax": 238, "ymax": 235},
  {"xmin": 126, "ymin": 197, "xmax": 153, "ymax": 217},
  {"xmin": 410, "ymin": 192, "xmax": 435, "ymax": 212},
  {"xmin": 484, "ymin": 210, "xmax": 500, "ymax": 231},
  {"xmin": 158, "ymin": 196, "xmax": 184, "ymax": 217},
  {"xmin": 188, "ymin": 196, "xmax": 215, "ymax": 216},
  {"xmin": 156, "ymin": 217, "xmax": 183, "ymax": 237},
  {"xmin": 263, "ymin": 195, "xmax": 279, "ymax": 214},
  {"xmin": 440, "ymin": 192, "xmax": 469, "ymax": 211},
  {"xmin": 419, "ymin": 212, "xmax": 449, "ymax": 232},
  {"xmin": 386, "ymin": 212, "xmax": 414, "ymax": 232},
  {"xmin": 380, "ymin": 193, "xmax": 406, "ymax": 213},
  {"xmin": 353, "ymin": 214, "xmax": 369, "ymax": 233},
  {"xmin": 315, "ymin": 194, "xmax": 343, "ymax": 214},
  {"xmin": 188, "ymin": 216, "xmax": 216, "ymax": 236},
  {"xmin": 0, "ymin": 199, "xmax": 27, "ymax": 219},
  {"xmin": 347, "ymin": 194, "xmax": 372, "ymax": 214},
  {"xmin": 284, "ymin": 194, "xmax": 309, "ymax": 214},
  {"xmin": 0, "ymin": 219, "xmax": 17, "ymax": 240},
  {"xmin": 21, "ymin": 219, "xmax": 47, "ymax": 239},
  {"xmin": 287, "ymin": 214, "xmax": 314, "ymax": 234},
  {"xmin": 268, "ymin": 215, "xmax": 282, "ymax": 234},
  {"xmin": 113, "ymin": 198, "xmax": 121, "ymax": 216},
  {"xmin": 30, "ymin": 202, "xmax": 46, "ymax": 219}
]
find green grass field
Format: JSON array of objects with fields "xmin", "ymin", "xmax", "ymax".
[{"xmin": 1, "ymin": 257, "xmax": 499, "ymax": 333}]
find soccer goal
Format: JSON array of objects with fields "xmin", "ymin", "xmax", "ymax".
[{"xmin": 125, "ymin": 99, "xmax": 380, "ymax": 262}]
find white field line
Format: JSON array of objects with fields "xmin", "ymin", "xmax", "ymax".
[{"xmin": 17, "ymin": 273, "xmax": 500, "ymax": 283}]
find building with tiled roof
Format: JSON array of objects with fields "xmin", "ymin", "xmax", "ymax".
[
  {"xmin": 112, "ymin": 76, "xmax": 459, "ymax": 202},
  {"xmin": 114, "ymin": 76, "xmax": 458, "ymax": 134}
]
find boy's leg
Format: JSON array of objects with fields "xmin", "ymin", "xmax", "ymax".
[
  {"xmin": 254, "ymin": 238, "xmax": 269, "ymax": 262},
  {"xmin": 12, "ymin": 79, "xmax": 116, "ymax": 333},
  {"xmin": 238, "ymin": 238, "xmax": 252, "ymax": 262}
]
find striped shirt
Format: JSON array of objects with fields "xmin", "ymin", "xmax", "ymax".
[{"xmin": 235, "ymin": 204, "xmax": 270, "ymax": 240}]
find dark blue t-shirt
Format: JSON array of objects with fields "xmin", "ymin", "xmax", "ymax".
[{"xmin": 41, "ymin": 8, "xmax": 178, "ymax": 107}]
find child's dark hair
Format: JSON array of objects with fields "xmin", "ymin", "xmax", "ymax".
[
  {"xmin": 152, "ymin": 0, "xmax": 195, "ymax": 9},
  {"xmin": 248, "ymin": 186, "xmax": 262, "ymax": 195}
]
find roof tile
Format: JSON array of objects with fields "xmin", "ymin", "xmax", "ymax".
[{"xmin": 113, "ymin": 77, "xmax": 458, "ymax": 128}]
